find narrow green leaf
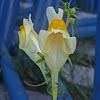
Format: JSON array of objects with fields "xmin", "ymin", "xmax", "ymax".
[
  {"xmin": 65, "ymin": 2, "xmax": 69, "ymax": 9},
  {"xmin": 68, "ymin": 0, "xmax": 72, "ymax": 8},
  {"xmin": 60, "ymin": 67, "xmax": 70, "ymax": 75},
  {"xmin": 47, "ymin": 84, "xmax": 52, "ymax": 95},
  {"xmin": 61, "ymin": 1, "xmax": 65, "ymax": 6},
  {"xmin": 45, "ymin": 67, "xmax": 50, "ymax": 71},
  {"xmin": 24, "ymin": 79, "xmax": 51, "ymax": 87},
  {"xmin": 37, "ymin": 52, "xmax": 44, "ymax": 58},
  {"xmin": 36, "ymin": 52, "xmax": 44, "ymax": 63},
  {"xmin": 56, "ymin": 83, "xmax": 63, "ymax": 97},
  {"xmin": 68, "ymin": 57, "xmax": 73, "ymax": 69},
  {"xmin": 45, "ymin": 71, "xmax": 50, "ymax": 76},
  {"xmin": 57, "ymin": 6, "xmax": 64, "ymax": 9},
  {"xmin": 74, "ymin": 85, "xmax": 89, "ymax": 100},
  {"xmin": 73, "ymin": 7, "xmax": 79, "ymax": 10},
  {"xmin": 45, "ymin": 71, "xmax": 51, "ymax": 81},
  {"xmin": 47, "ymin": 82, "xmax": 63, "ymax": 97},
  {"xmin": 72, "ymin": 14, "xmax": 79, "ymax": 20},
  {"xmin": 69, "ymin": 24, "xmax": 75, "ymax": 36},
  {"xmin": 36, "ymin": 58, "xmax": 44, "ymax": 63}
]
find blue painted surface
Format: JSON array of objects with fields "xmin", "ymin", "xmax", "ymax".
[
  {"xmin": 17, "ymin": 0, "xmax": 97, "ymax": 38},
  {"xmin": 1, "ymin": 47, "xmax": 28, "ymax": 100},
  {"xmin": 70, "ymin": 0, "xmax": 76, "ymax": 7},
  {"xmin": 0, "ymin": 0, "xmax": 98, "ymax": 99},
  {"xmin": 74, "ymin": 18, "xmax": 97, "ymax": 38},
  {"xmin": 85, "ymin": 0, "xmax": 89, "ymax": 11},
  {"xmin": 67, "ymin": 18, "xmax": 96, "ymax": 38},
  {"xmin": 90, "ymin": 0, "xmax": 95, "ymax": 12},
  {"xmin": 0, "ymin": 0, "xmax": 19, "ymax": 50},
  {"xmin": 77, "ymin": 18, "xmax": 97, "ymax": 27},
  {"xmin": 18, "ymin": 0, "xmax": 34, "ymax": 19},
  {"xmin": 33, "ymin": 0, "xmax": 61, "ymax": 34},
  {"xmin": 0, "ymin": 0, "xmax": 28, "ymax": 100},
  {"xmin": 74, "ymin": 0, "xmax": 97, "ymax": 13},
  {"xmin": 93, "ymin": 0, "xmax": 100, "ymax": 100},
  {"xmin": 75, "ymin": 25, "xmax": 96, "ymax": 38},
  {"xmin": 0, "ymin": 0, "xmax": 73, "ymax": 100}
]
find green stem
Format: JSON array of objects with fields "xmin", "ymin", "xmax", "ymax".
[
  {"xmin": 66, "ymin": 13, "xmax": 70, "ymax": 28},
  {"xmin": 70, "ymin": 24, "xmax": 74, "ymax": 36},
  {"xmin": 51, "ymin": 71, "xmax": 59, "ymax": 100},
  {"xmin": 39, "ymin": 62, "xmax": 47, "ymax": 81}
]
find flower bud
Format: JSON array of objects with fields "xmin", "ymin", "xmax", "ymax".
[
  {"xmin": 64, "ymin": 9, "xmax": 69, "ymax": 14},
  {"xmin": 70, "ymin": 8, "xmax": 76, "ymax": 14},
  {"xmin": 69, "ymin": 18, "xmax": 75, "ymax": 24}
]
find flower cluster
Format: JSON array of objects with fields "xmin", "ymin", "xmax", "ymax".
[{"xmin": 18, "ymin": 5, "xmax": 76, "ymax": 100}]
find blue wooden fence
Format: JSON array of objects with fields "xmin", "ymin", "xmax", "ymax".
[
  {"xmin": 0, "ymin": 0, "xmax": 28, "ymax": 100},
  {"xmin": 0, "ymin": 0, "xmax": 98, "ymax": 100},
  {"xmin": 74, "ymin": 0, "xmax": 97, "ymax": 13},
  {"xmin": 93, "ymin": 0, "xmax": 100, "ymax": 100},
  {"xmin": 0, "ymin": 0, "xmax": 72, "ymax": 100}
]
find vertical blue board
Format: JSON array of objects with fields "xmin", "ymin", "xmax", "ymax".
[
  {"xmin": 85, "ymin": 0, "xmax": 89, "ymax": 11},
  {"xmin": 93, "ymin": 0, "xmax": 100, "ymax": 100},
  {"xmin": 0, "ymin": 0, "xmax": 28, "ymax": 100},
  {"xmin": 32, "ymin": 0, "xmax": 60, "ymax": 34},
  {"xmin": 1, "ymin": 48, "xmax": 28, "ymax": 100},
  {"xmin": 0, "ymin": 0, "xmax": 19, "ymax": 50},
  {"xmin": 75, "ymin": 0, "xmax": 96, "ymax": 13},
  {"xmin": 90, "ymin": 0, "xmax": 95, "ymax": 12}
]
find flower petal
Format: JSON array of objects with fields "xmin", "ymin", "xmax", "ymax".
[
  {"xmin": 46, "ymin": 7, "xmax": 63, "ymax": 25},
  {"xmin": 23, "ymin": 14, "xmax": 33, "ymax": 35},
  {"xmin": 50, "ymin": 29, "xmax": 69, "ymax": 38},
  {"xmin": 19, "ymin": 14, "xmax": 47, "ymax": 80},
  {"xmin": 46, "ymin": 7, "xmax": 56, "ymax": 25},
  {"xmin": 19, "ymin": 30, "xmax": 26, "ymax": 49},
  {"xmin": 42, "ymin": 32, "xmax": 68, "ymax": 71},
  {"xmin": 23, "ymin": 31, "xmax": 41, "ymax": 62},
  {"xmin": 22, "ymin": 31, "xmax": 47, "ymax": 80},
  {"xmin": 19, "ymin": 14, "xmax": 41, "ymax": 63},
  {"xmin": 58, "ymin": 8, "xmax": 63, "ymax": 20},
  {"xmin": 64, "ymin": 37, "xmax": 76, "ymax": 54},
  {"xmin": 38, "ymin": 30, "xmax": 51, "ymax": 52}
]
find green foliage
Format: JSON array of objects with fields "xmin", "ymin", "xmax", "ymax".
[
  {"xmin": 36, "ymin": 52, "xmax": 44, "ymax": 63},
  {"xmin": 57, "ymin": 0, "xmax": 78, "ymax": 18},
  {"xmin": 0, "ymin": 1, "xmax": 94, "ymax": 100},
  {"xmin": 24, "ymin": 78, "xmax": 51, "ymax": 87},
  {"xmin": 47, "ymin": 82, "xmax": 63, "ymax": 97},
  {"xmin": 60, "ymin": 73, "xmax": 92, "ymax": 100},
  {"xmin": 57, "ymin": 0, "xmax": 79, "ymax": 36},
  {"xmin": 60, "ymin": 67, "xmax": 70, "ymax": 75},
  {"xmin": 56, "ymin": 83, "xmax": 63, "ymax": 96}
]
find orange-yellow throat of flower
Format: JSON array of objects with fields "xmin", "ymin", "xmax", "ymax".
[
  {"xmin": 20, "ymin": 25, "xmax": 25, "ymax": 32},
  {"xmin": 48, "ymin": 19, "xmax": 70, "ymax": 37}
]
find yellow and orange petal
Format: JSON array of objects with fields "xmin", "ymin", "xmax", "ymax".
[
  {"xmin": 47, "ymin": 19, "xmax": 70, "ymax": 37},
  {"xmin": 20, "ymin": 25, "xmax": 25, "ymax": 32}
]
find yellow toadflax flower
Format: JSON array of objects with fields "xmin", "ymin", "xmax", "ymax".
[
  {"xmin": 18, "ymin": 14, "xmax": 46, "ymax": 80},
  {"xmin": 38, "ymin": 7, "xmax": 76, "ymax": 100}
]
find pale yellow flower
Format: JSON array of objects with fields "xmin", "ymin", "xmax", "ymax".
[
  {"xmin": 39, "ymin": 6, "xmax": 76, "ymax": 73},
  {"xmin": 38, "ymin": 7, "xmax": 76, "ymax": 100},
  {"xmin": 18, "ymin": 14, "xmax": 46, "ymax": 80}
]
